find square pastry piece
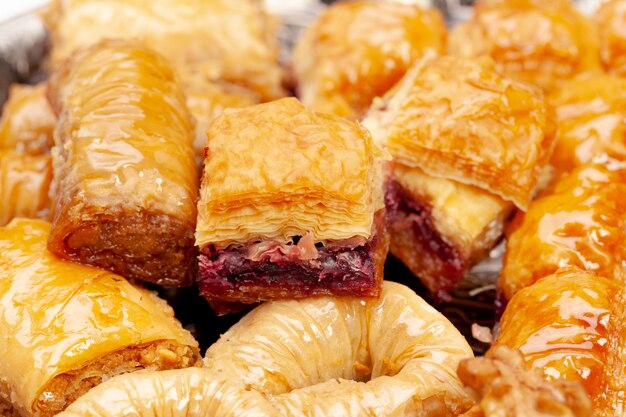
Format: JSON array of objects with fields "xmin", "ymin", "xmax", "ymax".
[
  {"xmin": 196, "ymin": 97, "xmax": 388, "ymax": 305},
  {"xmin": 365, "ymin": 56, "xmax": 555, "ymax": 295}
]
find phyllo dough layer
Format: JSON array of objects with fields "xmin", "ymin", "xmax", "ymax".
[
  {"xmin": 365, "ymin": 56, "xmax": 555, "ymax": 210},
  {"xmin": 47, "ymin": 40, "xmax": 198, "ymax": 286},
  {"xmin": 197, "ymin": 97, "xmax": 384, "ymax": 248},
  {"xmin": 500, "ymin": 163, "xmax": 626, "ymax": 301},
  {"xmin": 595, "ymin": 0, "xmax": 626, "ymax": 77},
  {"xmin": 293, "ymin": 0, "xmax": 446, "ymax": 118},
  {"xmin": 0, "ymin": 219, "xmax": 200, "ymax": 417}
]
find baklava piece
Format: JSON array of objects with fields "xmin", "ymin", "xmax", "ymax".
[
  {"xmin": 0, "ymin": 149, "xmax": 52, "ymax": 226},
  {"xmin": 0, "ymin": 84, "xmax": 55, "ymax": 155},
  {"xmin": 44, "ymin": 0, "xmax": 285, "ymax": 101},
  {"xmin": 293, "ymin": 0, "xmax": 446, "ymax": 118},
  {"xmin": 364, "ymin": 56, "xmax": 554, "ymax": 295},
  {"xmin": 0, "ymin": 219, "xmax": 200, "ymax": 417},
  {"xmin": 196, "ymin": 97, "xmax": 388, "ymax": 305},
  {"xmin": 500, "ymin": 163, "xmax": 626, "ymax": 302},
  {"xmin": 548, "ymin": 73, "xmax": 626, "ymax": 175},
  {"xmin": 595, "ymin": 0, "xmax": 626, "ymax": 77},
  {"xmin": 493, "ymin": 269, "xmax": 625, "ymax": 415},
  {"xmin": 448, "ymin": 0, "xmax": 599, "ymax": 93},
  {"xmin": 47, "ymin": 40, "xmax": 198, "ymax": 286}
]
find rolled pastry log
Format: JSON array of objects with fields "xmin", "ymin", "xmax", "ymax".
[
  {"xmin": 293, "ymin": 0, "xmax": 446, "ymax": 118},
  {"xmin": 0, "ymin": 84, "xmax": 55, "ymax": 155},
  {"xmin": 448, "ymin": 0, "xmax": 599, "ymax": 93},
  {"xmin": 493, "ymin": 269, "xmax": 625, "ymax": 416},
  {"xmin": 205, "ymin": 281, "xmax": 474, "ymax": 416},
  {"xmin": 500, "ymin": 163, "xmax": 626, "ymax": 301},
  {"xmin": 0, "ymin": 149, "xmax": 52, "ymax": 226},
  {"xmin": 47, "ymin": 39, "xmax": 198, "ymax": 286},
  {"xmin": 595, "ymin": 0, "xmax": 626, "ymax": 77},
  {"xmin": 0, "ymin": 218, "xmax": 201, "ymax": 417},
  {"xmin": 56, "ymin": 368, "xmax": 277, "ymax": 417}
]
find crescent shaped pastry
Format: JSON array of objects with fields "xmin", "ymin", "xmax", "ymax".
[
  {"xmin": 204, "ymin": 281, "xmax": 474, "ymax": 416},
  {"xmin": 0, "ymin": 219, "xmax": 200, "ymax": 417},
  {"xmin": 548, "ymin": 73, "xmax": 626, "ymax": 175},
  {"xmin": 0, "ymin": 84, "xmax": 55, "ymax": 155},
  {"xmin": 595, "ymin": 0, "xmax": 626, "ymax": 77},
  {"xmin": 293, "ymin": 0, "xmax": 446, "ymax": 118},
  {"xmin": 492, "ymin": 269, "xmax": 625, "ymax": 416},
  {"xmin": 56, "ymin": 368, "xmax": 277, "ymax": 417},
  {"xmin": 500, "ymin": 163, "xmax": 626, "ymax": 301},
  {"xmin": 448, "ymin": 0, "xmax": 600, "ymax": 93},
  {"xmin": 196, "ymin": 97, "xmax": 388, "ymax": 306},
  {"xmin": 47, "ymin": 39, "xmax": 198, "ymax": 286},
  {"xmin": 0, "ymin": 149, "xmax": 52, "ymax": 226},
  {"xmin": 44, "ymin": 0, "xmax": 285, "ymax": 101}
]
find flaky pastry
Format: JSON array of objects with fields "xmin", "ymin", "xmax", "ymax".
[
  {"xmin": 595, "ymin": 0, "xmax": 626, "ymax": 77},
  {"xmin": 448, "ymin": 0, "xmax": 600, "ymax": 93},
  {"xmin": 293, "ymin": 0, "xmax": 446, "ymax": 118}
]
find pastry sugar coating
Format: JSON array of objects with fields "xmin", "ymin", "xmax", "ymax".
[
  {"xmin": 500, "ymin": 163, "xmax": 626, "ymax": 301},
  {"xmin": 363, "ymin": 55, "xmax": 552, "ymax": 294},
  {"xmin": 0, "ymin": 84, "xmax": 55, "ymax": 155},
  {"xmin": 44, "ymin": 0, "xmax": 285, "ymax": 101},
  {"xmin": 548, "ymin": 73, "xmax": 626, "ymax": 175},
  {"xmin": 493, "ymin": 269, "xmax": 626, "ymax": 416},
  {"xmin": 204, "ymin": 281, "xmax": 474, "ymax": 416},
  {"xmin": 595, "ymin": 0, "xmax": 626, "ymax": 77},
  {"xmin": 386, "ymin": 165, "xmax": 512, "ymax": 295},
  {"xmin": 365, "ymin": 55, "xmax": 554, "ymax": 210},
  {"xmin": 0, "ymin": 219, "xmax": 200, "ymax": 417},
  {"xmin": 57, "ymin": 369, "xmax": 277, "ymax": 417},
  {"xmin": 196, "ymin": 97, "xmax": 388, "ymax": 305},
  {"xmin": 293, "ymin": 0, "xmax": 446, "ymax": 118},
  {"xmin": 47, "ymin": 40, "xmax": 198, "ymax": 286},
  {"xmin": 0, "ymin": 150, "xmax": 52, "ymax": 226},
  {"xmin": 448, "ymin": 0, "xmax": 600, "ymax": 93}
]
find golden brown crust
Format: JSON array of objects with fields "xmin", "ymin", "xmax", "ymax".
[
  {"xmin": 0, "ymin": 84, "xmax": 55, "ymax": 155},
  {"xmin": 500, "ymin": 163, "xmax": 626, "ymax": 301},
  {"xmin": 196, "ymin": 97, "xmax": 385, "ymax": 248},
  {"xmin": 547, "ymin": 72, "xmax": 626, "ymax": 175},
  {"xmin": 0, "ymin": 150, "xmax": 52, "ymax": 227},
  {"xmin": 47, "ymin": 39, "xmax": 198, "ymax": 286},
  {"xmin": 595, "ymin": 0, "xmax": 626, "ymax": 77},
  {"xmin": 364, "ymin": 55, "xmax": 555, "ymax": 210},
  {"xmin": 448, "ymin": 0, "xmax": 600, "ymax": 93},
  {"xmin": 293, "ymin": 0, "xmax": 446, "ymax": 118}
]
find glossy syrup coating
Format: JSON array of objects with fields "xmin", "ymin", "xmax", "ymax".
[
  {"xmin": 44, "ymin": 0, "xmax": 285, "ymax": 101},
  {"xmin": 0, "ymin": 219, "xmax": 199, "ymax": 417},
  {"xmin": 548, "ymin": 72, "xmax": 626, "ymax": 175},
  {"xmin": 47, "ymin": 39, "xmax": 198, "ymax": 286},
  {"xmin": 448, "ymin": 0, "xmax": 600, "ymax": 93},
  {"xmin": 364, "ymin": 55, "xmax": 555, "ymax": 210},
  {"xmin": 595, "ymin": 0, "xmax": 626, "ymax": 77},
  {"xmin": 500, "ymin": 163, "xmax": 626, "ymax": 301},
  {"xmin": 293, "ymin": 0, "xmax": 446, "ymax": 118},
  {"xmin": 0, "ymin": 150, "xmax": 52, "ymax": 226},
  {"xmin": 493, "ymin": 269, "xmax": 626, "ymax": 416},
  {"xmin": 0, "ymin": 84, "xmax": 55, "ymax": 155},
  {"xmin": 204, "ymin": 281, "xmax": 474, "ymax": 416}
]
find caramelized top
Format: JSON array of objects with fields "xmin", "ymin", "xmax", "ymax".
[
  {"xmin": 0, "ymin": 84, "xmax": 55, "ymax": 155},
  {"xmin": 595, "ymin": 0, "xmax": 626, "ymax": 77},
  {"xmin": 448, "ymin": 0, "xmax": 600, "ymax": 92},
  {"xmin": 293, "ymin": 0, "xmax": 446, "ymax": 118},
  {"xmin": 45, "ymin": 0, "xmax": 285, "ymax": 101},
  {"xmin": 548, "ymin": 73, "xmax": 626, "ymax": 174},
  {"xmin": 500, "ymin": 163, "xmax": 626, "ymax": 301},
  {"xmin": 0, "ymin": 219, "xmax": 198, "ymax": 415},
  {"xmin": 48, "ymin": 39, "xmax": 198, "ymax": 224},
  {"xmin": 196, "ymin": 97, "xmax": 386, "ymax": 248},
  {"xmin": 494, "ymin": 269, "xmax": 626, "ymax": 416},
  {"xmin": 364, "ymin": 55, "xmax": 554, "ymax": 210}
]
